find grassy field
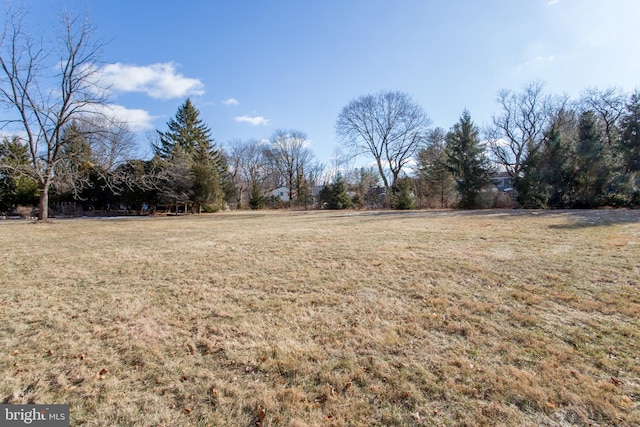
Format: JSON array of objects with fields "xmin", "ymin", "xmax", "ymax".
[{"xmin": 0, "ymin": 210, "xmax": 639, "ymax": 426}]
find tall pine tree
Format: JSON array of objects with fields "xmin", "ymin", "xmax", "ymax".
[
  {"xmin": 617, "ymin": 92, "xmax": 640, "ymax": 206},
  {"xmin": 569, "ymin": 111, "xmax": 608, "ymax": 208},
  {"xmin": 327, "ymin": 173, "xmax": 353, "ymax": 209},
  {"xmin": 445, "ymin": 110, "xmax": 491, "ymax": 209},
  {"xmin": 154, "ymin": 99, "xmax": 227, "ymax": 212},
  {"xmin": 155, "ymin": 99, "xmax": 212, "ymax": 159}
]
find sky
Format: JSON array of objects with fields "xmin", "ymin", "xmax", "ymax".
[{"xmin": 8, "ymin": 0, "xmax": 640, "ymax": 167}]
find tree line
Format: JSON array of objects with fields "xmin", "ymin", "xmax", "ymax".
[{"xmin": 1, "ymin": 9, "xmax": 638, "ymax": 219}]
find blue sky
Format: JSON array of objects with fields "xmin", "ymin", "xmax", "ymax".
[{"xmin": 15, "ymin": 0, "xmax": 640, "ymax": 166}]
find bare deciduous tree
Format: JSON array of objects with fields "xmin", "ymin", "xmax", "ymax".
[
  {"xmin": 0, "ymin": 8, "xmax": 108, "ymax": 220},
  {"xmin": 226, "ymin": 138, "xmax": 273, "ymax": 208},
  {"xmin": 335, "ymin": 90, "xmax": 430, "ymax": 195},
  {"xmin": 580, "ymin": 86, "xmax": 626, "ymax": 147},
  {"xmin": 488, "ymin": 81, "xmax": 564, "ymax": 178},
  {"xmin": 54, "ymin": 117, "xmax": 137, "ymax": 199},
  {"xmin": 265, "ymin": 129, "xmax": 314, "ymax": 207}
]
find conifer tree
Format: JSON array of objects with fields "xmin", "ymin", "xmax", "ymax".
[
  {"xmin": 569, "ymin": 111, "xmax": 608, "ymax": 207},
  {"xmin": 328, "ymin": 174, "xmax": 353, "ymax": 209},
  {"xmin": 445, "ymin": 110, "xmax": 491, "ymax": 209},
  {"xmin": 416, "ymin": 128, "xmax": 456, "ymax": 208},
  {"xmin": 393, "ymin": 177, "xmax": 415, "ymax": 210},
  {"xmin": 617, "ymin": 92, "xmax": 640, "ymax": 206},
  {"xmin": 249, "ymin": 184, "xmax": 265, "ymax": 210},
  {"xmin": 155, "ymin": 99, "xmax": 212, "ymax": 159},
  {"xmin": 0, "ymin": 137, "xmax": 39, "ymax": 212},
  {"xmin": 517, "ymin": 111, "xmax": 575, "ymax": 208},
  {"xmin": 154, "ymin": 99, "xmax": 227, "ymax": 212}
]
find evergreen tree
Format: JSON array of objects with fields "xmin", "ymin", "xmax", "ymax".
[
  {"xmin": 191, "ymin": 137, "xmax": 223, "ymax": 213},
  {"xmin": 516, "ymin": 111, "xmax": 575, "ymax": 208},
  {"xmin": 154, "ymin": 99, "xmax": 227, "ymax": 212},
  {"xmin": 115, "ymin": 160, "xmax": 160, "ymax": 214},
  {"xmin": 57, "ymin": 122, "xmax": 99, "ymax": 202},
  {"xmin": 516, "ymin": 148, "xmax": 549, "ymax": 208},
  {"xmin": 393, "ymin": 177, "xmax": 415, "ymax": 210},
  {"xmin": 317, "ymin": 185, "xmax": 332, "ymax": 208},
  {"xmin": 569, "ymin": 111, "xmax": 608, "ymax": 207},
  {"xmin": 542, "ymin": 120, "xmax": 576, "ymax": 208},
  {"xmin": 445, "ymin": 111, "xmax": 491, "ymax": 209},
  {"xmin": 0, "ymin": 137, "xmax": 39, "ymax": 212},
  {"xmin": 249, "ymin": 183, "xmax": 265, "ymax": 210},
  {"xmin": 154, "ymin": 99, "xmax": 212, "ymax": 159},
  {"xmin": 619, "ymin": 92, "xmax": 640, "ymax": 173},
  {"xmin": 159, "ymin": 148, "xmax": 194, "ymax": 215},
  {"xmin": 617, "ymin": 92, "xmax": 640, "ymax": 206},
  {"xmin": 416, "ymin": 130, "xmax": 456, "ymax": 208},
  {"xmin": 328, "ymin": 174, "xmax": 353, "ymax": 209}
]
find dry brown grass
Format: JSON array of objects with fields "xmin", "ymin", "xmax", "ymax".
[{"xmin": 1, "ymin": 209, "xmax": 639, "ymax": 426}]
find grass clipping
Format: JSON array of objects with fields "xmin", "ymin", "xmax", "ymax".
[{"xmin": 0, "ymin": 210, "xmax": 639, "ymax": 426}]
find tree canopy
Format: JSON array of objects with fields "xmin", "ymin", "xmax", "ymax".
[{"xmin": 336, "ymin": 90, "xmax": 430, "ymax": 197}]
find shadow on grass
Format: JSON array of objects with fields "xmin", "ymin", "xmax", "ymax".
[
  {"xmin": 293, "ymin": 208, "xmax": 640, "ymax": 229},
  {"xmin": 546, "ymin": 209, "xmax": 640, "ymax": 229}
]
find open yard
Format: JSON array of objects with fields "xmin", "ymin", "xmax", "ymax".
[{"xmin": 0, "ymin": 210, "xmax": 639, "ymax": 426}]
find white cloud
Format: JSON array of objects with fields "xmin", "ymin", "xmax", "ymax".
[
  {"xmin": 222, "ymin": 98, "xmax": 239, "ymax": 106},
  {"xmin": 547, "ymin": 0, "xmax": 559, "ymax": 5},
  {"xmin": 98, "ymin": 62, "xmax": 204, "ymax": 99},
  {"xmin": 234, "ymin": 115, "xmax": 270, "ymax": 126},
  {"xmin": 91, "ymin": 104, "xmax": 157, "ymax": 131}
]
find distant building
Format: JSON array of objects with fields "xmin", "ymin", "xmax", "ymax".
[
  {"xmin": 270, "ymin": 186, "xmax": 290, "ymax": 202},
  {"xmin": 490, "ymin": 172, "xmax": 515, "ymax": 193}
]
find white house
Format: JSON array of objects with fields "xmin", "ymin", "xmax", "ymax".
[{"xmin": 270, "ymin": 186, "xmax": 290, "ymax": 202}]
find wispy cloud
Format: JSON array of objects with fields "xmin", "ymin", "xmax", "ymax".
[
  {"xmin": 234, "ymin": 115, "xmax": 270, "ymax": 126},
  {"xmin": 97, "ymin": 62, "xmax": 204, "ymax": 100},
  {"xmin": 222, "ymin": 98, "xmax": 239, "ymax": 106},
  {"xmin": 547, "ymin": 0, "xmax": 559, "ymax": 5}
]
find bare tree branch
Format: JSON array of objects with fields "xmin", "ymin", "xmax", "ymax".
[
  {"xmin": 489, "ymin": 81, "xmax": 561, "ymax": 178},
  {"xmin": 0, "ymin": 6, "xmax": 110, "ymax": 219},
  {"xmin": 336, "ymin": 90, "xmax": 429, "ymax": 194}
]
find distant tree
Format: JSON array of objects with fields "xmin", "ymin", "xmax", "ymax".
[
  {"xmin": 346, "ymin": 166, "xmax": 380, "ymax": 208},
  {"xmin": 0, "ymin": 137, "xmax": 39, "ymax": 212},
  {"xmin": 569, "ymin": 111, "xmax": 609, "ymax": 208},
  {"xmin": 154, "ymin": 99, "xmax": 227, "ymax": 212},
  {"xmin": 0, "ymin": 8, "xmax": 110, "ymax": 220},
  {"xmin": 159, "ymin": 148, "xmax": 194, "ymax": 215},
  {"xmin": 327, "ymin": 173, "xmax": 352, "ymax": 210},
  {"xmin": 618, "ymin": 92, "xmax": 640, "ymax": 176},
  {"xmin": 154, "ymin": 99, "xmax": 210, "ymax": 159},
  {"xmin": 489, "ymin": 82, "xmax": 561, "ymax": 180},
  {"xmin": 393, "ymin": 176, "xmax": 415, "ymax": 210},
  {"xmin": 265, "ymin": 129, "xmax": 313, "ymax": 207},
  {"xmin": 56, "ymin": 123, "xmax": 95, "ymax": 198},
  {"xmin": 445, "ymin": 110, "xmax": 491, "ymax": 209},
  {"xmin": 191, "ymin": 159, "xmax": 221, "ymax": 213},
  {"xmin": 617, "ymin": 96, "xmax": 640, "ymax": 207},
  {"xmin": 115, "ymin": 160, "xmax": 160, "ymax": 214},
  {"xmin": 226, "ymin": 139, "xmax": 250, "ymax": 208},
  {"xmin": 415, "ymin": 127, "xmax": 456, "ymax": 208},
  {"xmin": 580, "ymin": 87, "xmax": 626, "ymax": 147},
  {"xmin": 249, "ymin": 183, "xmax": 265, "ymax": 210},
  {"xmin": 516, "ymin": 107, "xmax": 577, "ymax": 208},
  {"xmin": 336, "ymin": 90, "xmax": 430, "ymax": 197}
]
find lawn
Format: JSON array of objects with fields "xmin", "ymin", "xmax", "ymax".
[{"xmin": 0, "ymin": 210, "xmax": 639, "ymax": 426}]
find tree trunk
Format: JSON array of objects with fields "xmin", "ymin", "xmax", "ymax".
[
  {"xmin": 38, "ymin": 184, "xmax": 49, "ymax": 221},
  {"xmin": 375, "ymin": 158, "xmax": 391, "ymax": 195}
]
